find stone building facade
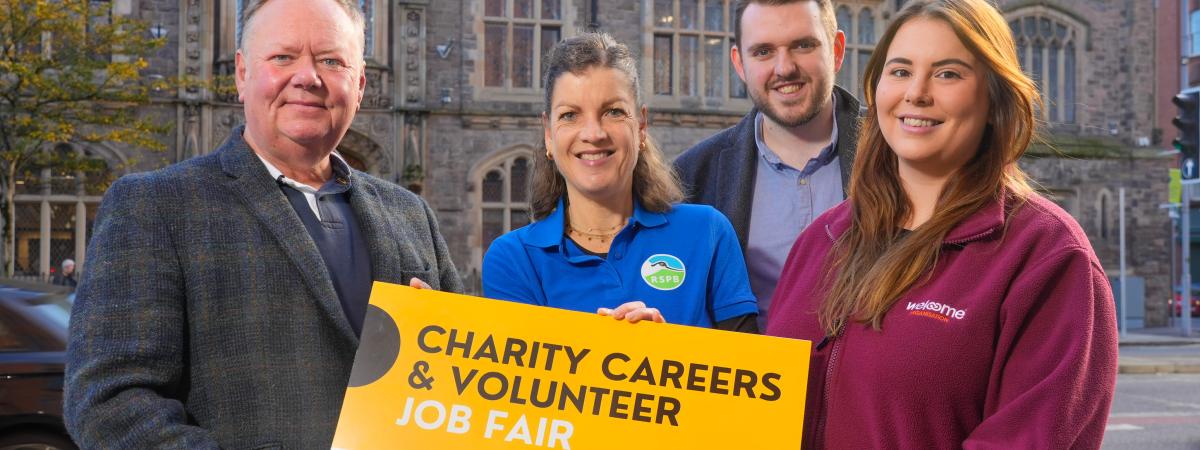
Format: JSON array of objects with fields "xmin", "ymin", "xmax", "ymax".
[{"xmin": 24, "ymin": 0, "xmax": 1171, "ymax": 324}]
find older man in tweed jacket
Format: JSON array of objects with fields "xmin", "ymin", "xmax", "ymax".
[{"xmin": 64, "ymin": 1, "xmax": 461, "ymax": 448}]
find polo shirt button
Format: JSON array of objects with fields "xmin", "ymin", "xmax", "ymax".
[{"xmin": 798, "ymin": 178, "xmax": 809, "ymax": 186}]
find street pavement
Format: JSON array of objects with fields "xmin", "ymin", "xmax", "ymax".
[
  {"xmin": 1118, "ymin": 318, "xmax": 1200, "ymax": 374},
  {"xmin": 1103, "ymin": 373, "xmax": 1200, "ymax": 449},
  {"xmin": 1103, "ymin": 320, "xmax": 1200, "ymax": 448}
]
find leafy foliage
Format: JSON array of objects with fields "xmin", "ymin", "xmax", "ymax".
[{"xmin": 0, "ymin": 0, "xmax": 169, "ymax": 275}]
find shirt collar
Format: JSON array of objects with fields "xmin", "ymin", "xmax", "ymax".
[
  {"xmin": 753, "ymin": 93, "xmax": 841, "ymax": 169},
  {"xmin": 255, "ymin": 151, "xmax": 353, "ymax": 194},
  {"xmin": 524, "ymin": 197, "xmax": 669, "ymax": 249}
]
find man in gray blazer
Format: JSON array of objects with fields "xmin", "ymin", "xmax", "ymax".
[
  {"xmin": 674, "ymin": 0, "xmax": 859, "ymax": 331},
  {"xmin": 64, "ymin": 1, "xmax": 461, "ymax": 448}
]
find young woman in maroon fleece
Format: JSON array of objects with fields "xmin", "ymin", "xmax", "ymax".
[{"xmin": 766, "ymin": 0, "xmax": 1118, "ymax": 449}]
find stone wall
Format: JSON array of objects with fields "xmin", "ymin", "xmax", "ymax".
[
  {"xmin": 1023, "ymin": 154, "xmax": 1174, "ymax": 325},
  {"xmin": 85, "ymin": 0, "xmax": 1171, "ymax": 323}
]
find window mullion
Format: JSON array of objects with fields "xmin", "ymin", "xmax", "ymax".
[
  {"xmin": 1056, "ymin": 43, "xmax": 1064, "ymax": 122},
  {"xmin": 850, "ymin": 6, "xmax": 857, "ymax": 44},
  {"xmin": 672, "ymin": 33, "xmax": 680, "ymax": 97},
  {"xmin": 507, "ymin": 23, "xmax": 515, "ymax": 89},
  {"xmin": 723, "ymin": 0, "xmax": 730, "ymax": 98},
  {"xmin": 502, "ymin": 159, "xmax": 512, "ymax": 204},
  {"xmin": 696, "ymin": 0, "xmax": 700, "ymax": 97},
  {"xmin": 503, "ymin": 159, "xmax": 512, "ymax": 232},
  {"xmin": 1042, "ymin": 42, "xmax": 1049, "ymax": 100},
  {"xmin": 723, "ymin": 35, "xmax": 730, "ymax": 98},
  {"xmin": 533, "ymin": 22, "xmax": 541, "ymax": 88},
  {"xmin": 672, "ymin": 0, "xmax": 680, "ymax": 97}
]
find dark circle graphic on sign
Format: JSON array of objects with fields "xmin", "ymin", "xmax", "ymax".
[{"xmin": 348, "ymin": 304, "xmax": 400, "ymax": 387}]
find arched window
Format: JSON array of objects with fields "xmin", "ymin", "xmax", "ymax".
[
  {"xmin": 835, "ymin": 4, "xmax": 879, "ymax": 101},
  {"xmin": 835, "ymin": 6, "xmax": 853, "ymax": 93},
  {"xmin": 472, "ymin": 148, "xmax": 535, "ymax": 268},
  {"xmin": 11, "ymin": 143, "xmax": 115, "ymax": 281},
  {"xmin": 1008, "ymin": 8, "xmax": 1085, "ymax": 124},
  {"xmin": 1096, "ymin": 189, "xmax": 1112, "ymax": 241},
  {"xmin": 857, "ymin": 8, "xmax": 875, "ymax": 44}
]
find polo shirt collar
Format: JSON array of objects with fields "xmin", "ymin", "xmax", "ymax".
[
  {"xmin": 630, "ymin": 198, "xmax": 668, "ymax": 228},
  {"xmin": 256, "ymin": 151, "xmax": 354, "ymax": 194},
  {"xmin": 524, "ymin": 196, "xmax": 669, "ymax": 249},
  {"xmin": 942, "ymin": 191, "xmax": 1007, "ymax": 245}
]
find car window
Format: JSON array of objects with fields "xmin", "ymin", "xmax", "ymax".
[{"xmin": 19, "ymin": 292, "xmax": 72, "ymax": 330}]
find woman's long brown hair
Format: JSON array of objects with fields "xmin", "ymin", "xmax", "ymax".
[{"xmin": 818, "ymin": 0, "xmax": 1043, "ymax": 335}]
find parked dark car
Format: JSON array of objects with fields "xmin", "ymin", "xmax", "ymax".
[{"xmin": 0, "ymin": 280, "xmax": 76, "ymax": 450}]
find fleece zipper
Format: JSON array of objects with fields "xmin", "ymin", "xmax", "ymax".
[{"xmin": 813, "ymin": 333, "xmax": 843, "ymax": 450}]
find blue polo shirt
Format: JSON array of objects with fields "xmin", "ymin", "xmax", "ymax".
[{"xmin": 482, "ymin": 198, "xmax": 757, "ymax": 328}]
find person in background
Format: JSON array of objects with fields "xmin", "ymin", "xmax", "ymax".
[
  {"xmin": 64, "ymin": 1, "xmax": 460, "ymax": 448},
  {"xmin": 766, "ymin": 0, "xmax": 1118, "ymax": 448},
  {"xmin": 674, "ymin": 0, "xmax": 859, "ymax": 331},
  {"xmin": 483, "ymin": 32, "xmax": 758, "ymax": 331},
  {"xmin": 52, "ymin": 259, "xmax": 77, "ymax": 287}
]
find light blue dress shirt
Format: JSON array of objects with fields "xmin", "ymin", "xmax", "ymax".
[{"xmin": 747, "ymin": 98, "xmax": 844, "ymax": 330}]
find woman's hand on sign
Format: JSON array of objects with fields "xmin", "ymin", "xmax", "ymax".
[
  {"xmin": 409, "ymin": 277, "xmax": 432, "ymax": 290},
  {"xmin": 597, "ymin": 301, "xmax": 665, "ymax": 324}
]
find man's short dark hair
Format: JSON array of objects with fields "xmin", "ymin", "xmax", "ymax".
[{"xmin": 733, "ymin": 0, "xmax": 837, "ymax": 48}]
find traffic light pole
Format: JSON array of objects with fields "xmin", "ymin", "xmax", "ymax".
[
  {"xmin": 1184, "ymin": 187, "xmax": 1192, "ymax": 336},
  {"xmin": 1172, "ymin": 87, "xmax": 1200, "ymax": 336}
]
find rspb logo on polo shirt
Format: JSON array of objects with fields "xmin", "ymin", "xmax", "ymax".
[{"xmin": 641, "ymin": 254, "xmax": 686, "ymax": 291}]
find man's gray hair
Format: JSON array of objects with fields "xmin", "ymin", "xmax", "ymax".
[{"xmin": 239, "ymin": 0, "xmax": 367, "ymax": 50}]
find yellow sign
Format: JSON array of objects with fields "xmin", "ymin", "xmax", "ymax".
[
  {"xmin": 1171, "ymin": 168, "xmax": 1182, "ymax": 204},
  {"xmin": 332, "ymin": 282, "xmax": 811, "ymax": 449}
]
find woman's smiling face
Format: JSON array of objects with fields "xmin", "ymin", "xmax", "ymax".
[
  {"xmin": 543, "ymin": 66, "xmax": 646, "ymax": 203},
  {"xmin": 876, "ymin": 17, "xmax": 991, "ymax": 180}
]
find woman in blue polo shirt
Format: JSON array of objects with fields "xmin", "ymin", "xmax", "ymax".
[{"xmin": 482, "ymin": 32, "xmax": 758, "ymax": 332}]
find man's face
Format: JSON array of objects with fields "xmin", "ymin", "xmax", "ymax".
[
  {"xmin": 63, "ymin": 263, "xmax": 74, "ymax": 276},
  {"xmin": 732, "ymin": 2, "xmax": 844, "ymax": 128},
  {"xmin": 234, "ymin": 0, "xmax": 366, "ymax": 156}
]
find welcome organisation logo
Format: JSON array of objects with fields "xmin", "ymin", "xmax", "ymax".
[{"xmin": 641, "ymin": 254, "xmax": 686, "ymax": 291}]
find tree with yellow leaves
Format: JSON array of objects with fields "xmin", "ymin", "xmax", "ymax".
[{"xmin": 0, "ymin": 0, "xmax": 169, "ymax": 276}]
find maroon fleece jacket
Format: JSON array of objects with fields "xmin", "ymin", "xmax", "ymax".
[{"xmin": 766, "ymin": 193, "xmax": 1118, "ymax": 449}]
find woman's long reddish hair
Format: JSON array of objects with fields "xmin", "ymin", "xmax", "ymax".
[{"xmin": 818, "ymin": 0, "xmax": 1042, "ymax": 335}]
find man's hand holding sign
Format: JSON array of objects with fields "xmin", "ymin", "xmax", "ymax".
[{"xmin": 332, "ymin": 282, "xmax": 810, "ymax": 449}]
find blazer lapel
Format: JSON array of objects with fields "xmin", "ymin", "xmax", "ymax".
[
  {"xmin": 346, "ymin": 176, "xmax": 404, "ymax": 285},
  {"xmin": 217, "ymin": 129, "xmax": 358, "ymax": 345},
  {"xmin": 833, "ymin": 86, "xmax": 862, "ymax": 196},
  {"xmin": 720, "ymin": 109, "xmax": 760, "ymax": 250}
]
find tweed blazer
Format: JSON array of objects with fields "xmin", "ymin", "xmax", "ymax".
[
  {"xmin": 65, "ymin": 127, "xmax": 462, "ymax": 449},
  {"xmin": 673, "ymin": 86, "xmax": 861, "ymax": 250}
]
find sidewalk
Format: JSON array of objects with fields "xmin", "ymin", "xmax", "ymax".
[{"xmin": 1117, "ymin": 326, "xmax": 1200, "ymax": 374}]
